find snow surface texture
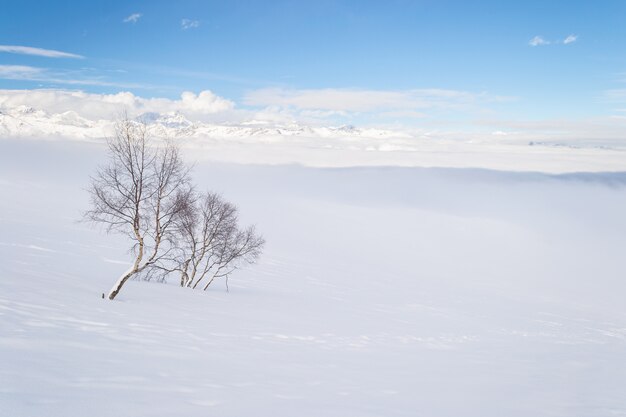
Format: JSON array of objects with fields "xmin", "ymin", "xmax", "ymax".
[
  {"xmin": 1, "ymin": 140, "xmax": 626, "ymax": 416},
  {"xmin": 2, "ymin": 103, "xmax": 626, "ymax": 173}
]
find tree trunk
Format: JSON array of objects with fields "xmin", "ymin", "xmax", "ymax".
[
  {"xmin": 203, "ymin": 276, "xmax": 216, "ymax": 291},
  {"xmin": 107, "ymin": 238, "xmax": 143, "ymax": 300},
  {"xmin": 180, "ymin": 259, "xmax": 191, "ymax": 287},
  {"xmin": 107, "ymin": 265, "xmax": 138, "ymax": 300}
]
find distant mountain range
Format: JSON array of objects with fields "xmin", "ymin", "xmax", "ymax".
[
  {"xmin": 3, "ymin": 103, "xmax": 625, "ymax": 173},
  {"xmin": 0, "ymin": 105, "xmax": 409, "ymax": 142}
]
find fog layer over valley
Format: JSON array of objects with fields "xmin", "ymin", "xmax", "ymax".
[{"xmin": 1, "ymin": 140, "xmax": 626, "ymax": 416}]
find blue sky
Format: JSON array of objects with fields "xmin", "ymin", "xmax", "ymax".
[{"xmin": 1, "ymin": 0, "xmax": 626, "ymax": 129}]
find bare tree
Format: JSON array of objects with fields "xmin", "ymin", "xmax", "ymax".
[
  {"xmin": 85, "ymin": 118, "xmax": 191, "ymax": 300},
  {"xmin": 152, "ymin": 191, "xmax": 264, "ymax": 291}
]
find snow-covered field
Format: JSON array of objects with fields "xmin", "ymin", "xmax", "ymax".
[{"xmin": 2, "ymin": 139, "xmax": 626, "ymax": 416}]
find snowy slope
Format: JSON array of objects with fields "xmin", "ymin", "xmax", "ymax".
[{"xmin": 1, "ymin": 140, "xmax": 626, "ymax": 417}]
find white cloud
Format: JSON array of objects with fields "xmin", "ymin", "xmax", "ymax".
[
  {"xmin": 563, "ymin": 34, "xmax": 578, "ymax": 44},
  {"xmin": 177, "ymin": 91, "xmax": 234, "ymax": 113},
  {"xmin": 181, "ymin": 19, "xmax": 200, "ymax": 30},
  {"xmin": 244, "ymin": 87, "xmax": 509, "ymax": 113},
  {"xmin": 529, "ymin": 34, "xmax": 579, "ymax": 47},
  {"xmin": 0, "ymin": 45, "xmax": 83, "ymax": 59},
  {"xmin": 123, "ymin": 13, "xmax": 142, "ymax": 23},
  {"xmin": 0, "ymin": 89, "xmax": 235, "ymax": 120},
  {"xmin": 529, "ymin": 36, "xmax": 550, "ymax": 47}
]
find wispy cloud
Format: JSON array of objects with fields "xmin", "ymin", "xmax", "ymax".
[
  {"xmin": 244, "ymin": 87, "xmax": 513, "ymax": 114},
  {"xmin": 0, "ymin": 45, "xmax": 83, "ymax": 59},
  {"xmin": 0, "ymin": 65, "xmax": 45, "ymax": 78},
  {"xmin": 563, "ymin": 34, "xmax": 578, "ymax": 44},
  {"xmin": 604, "ymin": 89, "xmax": 626, "ymax": 101},
  {"xmin": 181, "ymin": 18, "xmax": 200, "ymax": 30},
  {"xmin": 123, "ymin": 13, "xmax": 142, "ymax": 23},
  {"xmin": 529, "ymin": 36, "xmax": 550, "ymax": 47},
  {"xmin": 0, "ymin": 65, "xmax": 145, "ymax": 89}
]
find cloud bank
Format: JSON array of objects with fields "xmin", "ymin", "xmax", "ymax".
[
  {"xmin": 1, "ymin": 88, "xmax": 626, "ymax": 173},
  {"xmin": 0, "ymin": 89, "xmax": 234, "ymax": 120},
  {"xmin": 2, "ymin": 87, "xmax": 625, "ymax": 157}
]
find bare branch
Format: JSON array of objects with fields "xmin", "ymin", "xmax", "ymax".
[
  {"xmin": 150, "ymin": 191, "xmax": 264, "ymax": 291},
  {"xmin": 84, "ymin": 116, "xmax": 191, "ymax": 300}
]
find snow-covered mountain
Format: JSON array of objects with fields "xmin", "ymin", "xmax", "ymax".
[
  {"xmin": 0, "ymin": 105, "xmax": 110, "ymax": 140},
  {"xmin": 0, "ymin": 105, "xmax": 406, "ymax": 142},
  {"xmin": 2, "ymin": 104, "xmax": 626, "ymax": 173}
]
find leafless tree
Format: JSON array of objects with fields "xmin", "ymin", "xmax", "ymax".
[
  {"xmin": 151, "ymin": 191, "xmax": 264, "ymax": 291},
  {"xmin": 85, "ymin": 118, "xmax": 191, "ymax": 300}
]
